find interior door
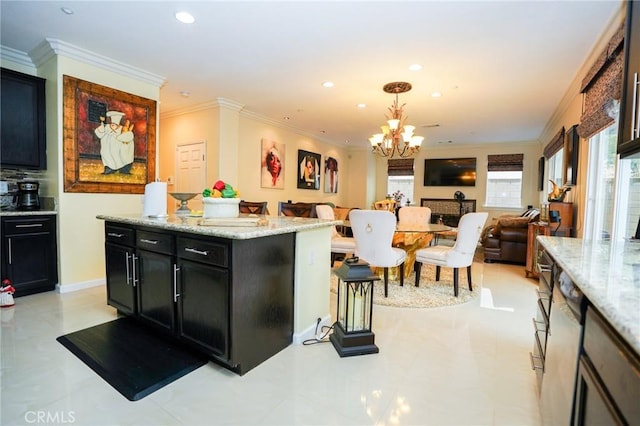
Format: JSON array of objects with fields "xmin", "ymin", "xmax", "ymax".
[{"xmin": 176, "ymin": 141, "xmax": 206, "ymax": 193}]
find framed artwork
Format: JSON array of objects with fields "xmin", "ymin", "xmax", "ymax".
[
  {"xmin": 260, "ymin": 139, "xmax": 285, "ymax": 189},
  {"xmin": 63, "ymin": 75, "xmax": 156, "ymax": 193},
  {"xmin": 324, "ymin": 156, "xmax": 338, "ymax": 193},
  {"xmin": 297, "ymin": 149, "xmax": 320, "ymax": 190}
]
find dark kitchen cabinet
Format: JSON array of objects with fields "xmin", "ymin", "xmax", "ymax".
[
  {"xmin": 618, "ymin": 0, "xmax": 640, "ymax": 158},
  {"xmin": 573, "ymin": 306, "xmax": 640, "ymax": 425},
  {"xmin": 1, "ymin": 215, "xmax": 58, "ymax": 296},
  {"xmin": 136, "ymin": 230, "xmax": 176, "ymax": 333},
  {"xmin": 103, "ymin": 221, "xmax": 294, "ymax": 375},
  {"xmin": 0, "ymin": 68, "xmax": 47, "ymax": 170},
  {"xmin": 105, "ymin": 224, "xmax": 136, "ymax": 315}
]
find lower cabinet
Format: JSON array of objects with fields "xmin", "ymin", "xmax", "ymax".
[
  {"xmin": 177, "ymin": 259, "xmax": 229, "ymax": 359},
  {"xmin": 573, "ymin": 307, "xmax": 640, "ymax": 425},
  {"xmin": 1, "ymin": 214, "xmax": 58, "ymax": 297},
  {"xmin": 103, "ymin": 221, "xmax": 294, "ymax": 375},
  {"xmin": 105, "ymin": 224, "xmax": 136, "ymax": 315}
]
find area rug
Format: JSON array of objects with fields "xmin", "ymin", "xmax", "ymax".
[
  {"xmin": 57, "ymin": 317, "xmax": 208, "ymax": 401},
  {"xmin": 330, "ymin": 262, "xmax": 481, "ymax": 308}
]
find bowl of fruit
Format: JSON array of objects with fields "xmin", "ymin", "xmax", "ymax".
[{"xmin": 202, "ymin": 180, "xmax": 241, "ymax": 218}]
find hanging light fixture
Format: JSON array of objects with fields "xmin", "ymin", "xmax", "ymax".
[{"xmin": 369, "ymin": 82, "xmax": 424, "ymax": 158}]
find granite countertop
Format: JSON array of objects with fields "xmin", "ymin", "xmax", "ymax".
[
  {"xmin": 0, "ymin": 210, "xmax": 57, "ymax": 216},
  {"xmin": 97, "ymin": 213, "xmax": 340, "ymax": 240},
  {"xmin": 538, "ymin": 236, "xmax": 640, "ymax": 355}
]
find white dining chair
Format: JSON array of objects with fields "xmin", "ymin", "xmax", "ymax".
[
  {"xmin": 398, "ymin": 206, "xmax": 432, "ymax": 227},
  {"xmin": 414, "ymin": 212, "xmax": 488, "ymax": 297},
  {"xmin": 315, "ymin": 204, "xmax": 356, "ymax": 266},
  {"xmin": 349, "ymin": 209, "xmax": 407, "ymax": 297}
]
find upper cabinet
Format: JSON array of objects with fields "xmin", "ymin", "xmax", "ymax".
[
  {"xmin": 618, "ymin": 1, "xmax": 640, "ymax": 158},
  {"xmin": 0, "ymin": 68, "xmax": 47, "ymax": 170}
]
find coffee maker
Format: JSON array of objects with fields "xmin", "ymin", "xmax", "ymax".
[{"xmin": 15, "ymin": 180, "xmax": 40, "ymax": 211}]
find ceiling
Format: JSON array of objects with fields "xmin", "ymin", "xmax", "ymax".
[{"xmin": 0, "ymin": 1, "xmax": 622, "ymax": 150}]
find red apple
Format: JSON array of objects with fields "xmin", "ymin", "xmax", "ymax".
[{"xmin": 213, "ymin": 180, "xmax": 226, "ymax": 191}]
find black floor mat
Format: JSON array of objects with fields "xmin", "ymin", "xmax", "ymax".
[{"xmin": 57, "ymin": 317, "xmax": 208, "ymax": 401}]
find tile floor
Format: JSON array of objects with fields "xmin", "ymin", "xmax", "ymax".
[{"xmin": 1, "ymin": 259, "xmax": 542, "ymax": 426}]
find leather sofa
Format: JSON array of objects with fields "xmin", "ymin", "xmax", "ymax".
[{"xmin": 482, "ymin": 209, "xmax": 539, "ymax": 265}]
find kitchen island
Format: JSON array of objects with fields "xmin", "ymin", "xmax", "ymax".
[
  {"xmin": 97, "ymin": 213, "xmax": 337, "ymax": 375},
  {"xmin": 537, "ymin": 236, "xmax": 640, "ymax": 424}
]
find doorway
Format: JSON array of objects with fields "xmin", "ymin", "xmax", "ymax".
[{"xmin": 175, "ymin": 141, "xmax": 206, "ymax": 193}]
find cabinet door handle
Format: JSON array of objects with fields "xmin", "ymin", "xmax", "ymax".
[
  {"xmin": 125, "ymin": 252, "xmax": 131, "ymax": 285},
  {"xmin": 139, "ymin": 239, "xmax": 159, "ymax": 245},
  {"xmin": 173, "ymin": 264, "xmax": 181, "ymax": 302},
  {"xmin": 7, "ymin": 238, "xmax": 12, "ymax": 265},
  {"xmin": 184, "ymin": 247, "xmax": 208, "ymax": 256},
  {"xmin": 532, "ymin": 317, "xmax": 546, "ymax": 333},
  {"xmin": 632, "ymin": 72, "xmax": 639, "ymax": 140},
  {"xmin": 16, "ymin": 223, "xmax": 43, "ymax": 228},
  {"xmin": 529, "ymin": 352, "xmax": 544, "ymax": 371},
  {"xmin": 131, "ymin": 254, "xmax": 138, "ymax": 287},
  {"xmin": 107, "ymin": 232, "xmax": 125, "ymax": 238}
]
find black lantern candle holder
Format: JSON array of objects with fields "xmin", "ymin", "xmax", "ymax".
[{"xmin": 330, "ymin": 257, "xmax": 380, "ymax": 357}]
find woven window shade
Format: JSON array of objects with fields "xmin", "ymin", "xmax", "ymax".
[
  {"xmin": 544, "ymin": 127, "xmax": 565, "ymax": 159},
  {"xmin": 576, "ymin": 23, "xmax": 624, "ymax": 139},
  {"xmin": 487, "ymin": 153, "xmax": 523, "ymax": 172},
  {"xmin": 387, "ymin": 158, "xmax": 414, "ymax": 176}
]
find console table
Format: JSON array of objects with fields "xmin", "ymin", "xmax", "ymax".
[{"xmin": 420, "ymin": 198, "xmax": 476, "ymax": 227}]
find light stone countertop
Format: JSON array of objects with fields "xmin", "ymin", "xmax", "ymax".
[
  {"xmin": 96, "ymin": 213, "xmax": 340, "ymax": 240},
  {"xmin": 0, "ymin": 210, "xmax": 57, "ymax": 216},
  {"xmin": 538, "ymin": 236, "xmax": 640, "ymax": 356}
]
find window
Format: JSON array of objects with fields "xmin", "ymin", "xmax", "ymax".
[
  {"xmin": 387, "ymin": 159, "xmax": 414, "ymax": 205},
  {"xmin": 485, "ymin": 153, "xmax": 523, "ymax": 208},
  {"xmin": 485, "ymin": 171, "xmax": 523, "ymax": 208},
  {"xmin": 612, "ymin": 155, "xmax": 640, "ymax": 241},
  {"xmin": 583, "ymin": 125, "xmax": 616, "ymax": 241},
  {"xmin": 387, "ymin": 176, "xmax": 414, "ymax": 206},
  {"xmin": 548, "ymin": 148, "xmax": 564, "ymax": 188}
]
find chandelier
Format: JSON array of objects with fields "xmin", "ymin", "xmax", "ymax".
[{"xmin": 369, "ymin": 82, "xmax": 423, "ymax": 158}]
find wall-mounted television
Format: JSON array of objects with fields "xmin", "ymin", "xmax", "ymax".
[{"xmin": 424, "ymin": 158, "xmax": 477, "ymax": 187}]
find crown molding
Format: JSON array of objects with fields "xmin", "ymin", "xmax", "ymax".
[
  {"xmin": 29, "ymin": 38, "xmax": 165, "ymax": 87},
  {"xmin": 0, "ymin": 45, "xmax": 36, "ymax": 69}
]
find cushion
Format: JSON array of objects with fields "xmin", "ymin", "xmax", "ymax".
[{"xmin": 493, "ymin": 216, "xmax": 531, "ymax": 237}]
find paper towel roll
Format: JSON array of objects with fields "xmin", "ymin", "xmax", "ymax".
[{"xmin": 142, "ymin": 182, "xmax": 167, "ymax": 217}]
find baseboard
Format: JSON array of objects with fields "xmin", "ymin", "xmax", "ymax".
[
  {"xmin": 292, "ymin": 313, "xmax": 332, "ymax": 344},
  {"xmin": 56, "ymin": 278, "xmax": 105, "ymax": 294}
]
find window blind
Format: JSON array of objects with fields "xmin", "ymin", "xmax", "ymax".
[
  {"xmin": 487, "ymin": 153, "xmax": 524, "ymax": 172},
  {"xmin": 387, "ymin": 158, "xmax": 414, "ymax": 176},
  {"xmin": 576, "ymin": 23, "xmax": 624, "ymax": 139},
  {"xmin": 543, "ymin": 127, "xmax": 565, "ymax": 159}
]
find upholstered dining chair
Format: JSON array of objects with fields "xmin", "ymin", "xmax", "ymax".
[
  {"xmin": 372, "ymin": 199, "xmax": 397, "ymax": 212},
  {"xmin": 398, "ymin": 206, "xmax": 432, "ymax": 227},
  {"xmin": 239, "ymin": 200, "xmax": 269, "ymax": 215},
  {"xmin": 278, "ymin": 201, "xmax": 317, "ymax": 217},
  {"xmin": 349, "ymin": 209, "xmax": 407, "ymax": 297},
  {"xmin": 414, "ymin": 212, "xmax": 488, "ymax": 297},
  {"xmin": 315, "ymin": 204, "xmax": 356, "ymax": 266}
]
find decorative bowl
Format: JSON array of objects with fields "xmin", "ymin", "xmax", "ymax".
[{"xmin": 202, "ymin": 197, "xmax": 240, "ymax": 218}]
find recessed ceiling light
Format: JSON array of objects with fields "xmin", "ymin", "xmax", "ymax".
[
  {"xmin": 175, "ymin": 11, "xmax": 195, "ymax": 24},
  {"xmin": 431, "ymin": 91, "xmax": 442, "ymax": 98},
  {"xmin": 408, "ymin": 64, "xmax": 423, "ymax": 71},
  {"xmin": 283, "ymin": 116, "xmax": 290, "ymax": 121},
  {"xmin": 180, "ymin": 91, "xmax": 190, "ymax": 98},
  {"xmin": 322, "ymin": 81, "xmax": 334, "ymax": 88},
  {"xmin": 60, "ymin": 7, "xmax": 74, "ymax": 15},
  {"xmin": 356, "ymin": 103, "xmax": 367, "ymax": 108}
]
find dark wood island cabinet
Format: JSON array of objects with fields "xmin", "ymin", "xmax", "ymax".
[{"xmin": 102, "ymin": 220, "xmax": 295, "ymax": 375}]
